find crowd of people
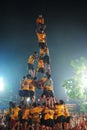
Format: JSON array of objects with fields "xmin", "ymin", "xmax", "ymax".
[{"xmin": 0, "ymin": 99, "xmax": 87, "ymax": 130}]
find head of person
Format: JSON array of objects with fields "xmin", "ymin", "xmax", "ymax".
[
  {"xmin": 46, "ymin": 72, "xmax": 51, "ymax": 79},
  {"xmin": 54, "ymin": 102, "xmax": 59, "ymax": 106},
  {"xmin": 59, "ymin": 100, "xmax": 65, "ymax": 105},
  {"xmin": 9, "ymin": 101, "xmax": 15, "ymax": 107},
  {"xmin": 27, "ymin": 74, "xmax": 31, "ymax": 79},
  {"xmin": 23, "ymin": 76, "xmax": 26, "ymax": 79},
  {"xmin": 38, "ymin": 14, "xmax": 43, "ymax": 18},
  {"xmin": 33, "ymin": 51, "xmax": 38, "ymax": 59}
]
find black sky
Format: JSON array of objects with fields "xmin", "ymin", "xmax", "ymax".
[{"xmin": 0, "ymin": 1, "xmax": 87, "ymax": 100}]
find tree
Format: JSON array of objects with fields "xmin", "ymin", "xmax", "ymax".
[{"xmin": 62, "ymin": 57, "xmax": 87, "ymax": 112}]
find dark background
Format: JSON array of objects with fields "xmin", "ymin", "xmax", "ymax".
[{"xmin": 0, "ymin": 1, "xmax": 87, "ymax": 105}]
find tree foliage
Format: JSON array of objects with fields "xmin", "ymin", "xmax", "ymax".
[{"xmin": 62, "ymin": 57, "xmax": 87, "ymax": 112}]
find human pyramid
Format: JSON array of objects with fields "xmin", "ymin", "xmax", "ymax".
[
  {"xmin": 5, "ymin": 15, "xmax": 70, "ymax": 130},
  {"xmin": 19, "ymin": 14, "xmax": 54, "ymax": 107}
]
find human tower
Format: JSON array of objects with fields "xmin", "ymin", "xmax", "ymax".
[
  {"xmin": 5, "ymin": 15, "xmax": 71, "ymax": 130},
  {"xmin": 19, "ymin": 15, "xmax": 54, "ymax": 106}
]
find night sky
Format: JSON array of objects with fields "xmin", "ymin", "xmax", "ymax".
[{"xmin": 0, "ymin": 1, "xmax": 87, "ymax": 102}]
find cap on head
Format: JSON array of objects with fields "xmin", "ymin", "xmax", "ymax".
[{"xmin": 27, "ymin": 74, "xmax": 31, "ymax": 78}]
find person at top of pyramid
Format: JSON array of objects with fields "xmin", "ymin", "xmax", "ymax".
[
  {"xmin": 36, "ymin": 15, "xmax": 47, "ymax": 49},
  {"xmin": 36, "ymin": 14, "xmax": 46, "ymax": 33}
]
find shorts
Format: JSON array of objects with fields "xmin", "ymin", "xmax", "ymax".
[
  {"xmin": 38, "ymin": 42, "xmax": 47, "ymax": 49},
  {"xmin": 22, "ymin": 90, "xmax": 30, "ymax": 97},
  {"xmin": 5, "ymin": 114, "xmax": 11, "ymax": 121},
  {"xmin": 36, "ymin": 24, "xmax": 46, "ymax": 32},
  {"xmin": 19, "ymin": 90, "xmax": 23, "ymax": 97},
  {"xmin": 38, "ymin": 68, "xmax": 45, "ymax": 73},
  {"xmin": 18, "ymin": 118, "xmax": 23, "ymax": 123},
  {"xmin": 29, "ymin": 90, "xmax": 34, "ymax": 98},
  {"xmin": 44, "ymin": 119, "xmax": 54, "ymax": 127},
  {"xmin": 54, "ymin": 117, "xmax": 58, "ymax": 124},
  {"xmin": 57, "ymin": 115, "xmax": 65, "ymax": 123},
  {"xmin": 43, "ymin": 55, "xmax": 50, "ymax": 64},
  {"xmin": 28, "ymin": 118, "xmax": 32, "ymax": 126},
  {"xmin": 41, "ymin": 89, "xmax": 54, "ymax": 98},
  {"xmin": 40, "ymin": 117, "xmax": 45, "ymax": 125},
  {"xmin": 22, "ymin": 119, "xmax": 28, "ymax": 123},
  {"xmin": 65, "ymin": 116, "xmax": 71, "ymax": 123},
  {"xmin": 28, "ymin": 63, "xmax": 34, "ymax": 70}
]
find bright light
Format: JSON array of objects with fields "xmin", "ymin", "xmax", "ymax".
[
  {"xmin": 27, "ymin": 97, "xmax": 30, "ymax": 102},
  {"xmin": 0, "ymin": 77, "xmax": 4, "ymax": 91}
]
